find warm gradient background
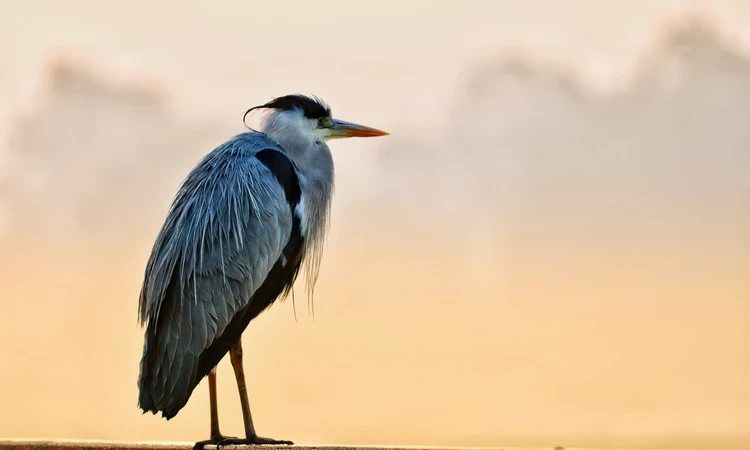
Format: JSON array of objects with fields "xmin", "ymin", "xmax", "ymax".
[{"xmin": 1, "ymin": 1, "xmax": 749, "ymax": 449}]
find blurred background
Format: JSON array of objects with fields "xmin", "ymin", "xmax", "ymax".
[{"xmin": 1, "ymin": 1, "xmax": 749, "ymax": 449}]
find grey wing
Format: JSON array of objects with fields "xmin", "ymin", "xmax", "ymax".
[{"xmin": 137, "ymin": 141, "xmax": 292, "ymax": 418}]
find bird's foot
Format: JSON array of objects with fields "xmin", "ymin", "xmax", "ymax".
[
  {"xmin": 216, "ymin": 436, "xmax": 294, "ymax": 447},
  {"xmin": 193, "ymin": 435, "xmax": 238, "ymax": 450},
  {"xmin": 194, "ymin": 433, "xmax": 293, "ymax": 448}
]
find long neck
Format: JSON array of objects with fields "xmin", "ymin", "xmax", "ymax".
[
  {"xmin": 291, "ymin": 143, "xmax": 335, "ymax": 298},
  {"xmin": 261, "ymin": 109, "xmax": 335, "ymax": 296},
  {"xmin": 260, "ymin": 109, "xmax": 335, "ymax": 209}
]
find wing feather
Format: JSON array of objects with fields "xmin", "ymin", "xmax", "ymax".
[{"xmin": 137, "ymin": 133, "xmax": 294, "ymax": 418}]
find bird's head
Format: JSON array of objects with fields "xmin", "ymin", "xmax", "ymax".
[{"xmin": 245, "ymin": 94, "xmax": 388, "ymax": 150}]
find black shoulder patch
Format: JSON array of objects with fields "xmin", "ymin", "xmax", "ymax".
[
  {"xmin": 256, "ymin": 149, "xmax": 304, "ymax": 275},
  {"xmin": 255, "ymin": 149, "xmax": 301, "ymax": 209}
]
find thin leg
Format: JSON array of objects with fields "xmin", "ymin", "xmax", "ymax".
[
  {"xmin": 228, "ymin": 338, "xmax": 293, "ymax": 445},
  {"xmin": 208, "ymin": 367, "xmax": 222, "ymax": 440},
  {"xmin": 193, "ymin": 367, "xmax": 238, "ymax": 449},
  {"xmin": 230, "ymin": 339, "xmax": 257, "ymax": 437}
]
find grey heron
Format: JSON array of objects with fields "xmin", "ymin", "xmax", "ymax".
[{"xmin": 137, "ymin": 94, "xmax": 388, "ymax": 446}]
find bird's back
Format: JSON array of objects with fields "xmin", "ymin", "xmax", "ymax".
[{"xmin": 137, "ymin": 132, "xmax": 304, "ymax": 419}]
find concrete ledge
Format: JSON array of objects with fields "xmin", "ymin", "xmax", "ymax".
[
  {"xmin": 0, "ymin": 440, "xmax": 531, "ymax": 450},
  {"xmin": 1, "ymin": 441, "xmax": 196, "ymax": 450}
]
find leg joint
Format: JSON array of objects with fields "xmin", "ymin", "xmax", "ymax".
[{"xmin": 230, "ymin": 339, "xmax": 244, "ymax": 365}]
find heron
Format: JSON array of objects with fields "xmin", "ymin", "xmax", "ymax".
[{"xmin": 137, "ymin": 94, "xmax": 388, "ymax": 446}]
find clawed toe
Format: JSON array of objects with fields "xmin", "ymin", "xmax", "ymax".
[
  {"xmin": 196, "ymin": 435, "xmax": 293, "ymax": 448},
  {"xmin": 193, "ymin": 435, "xmax": 240, "ymax": 450},
  {"xmin": 247, "ymin": 436, "xmax": 294, "ymax": 445}
]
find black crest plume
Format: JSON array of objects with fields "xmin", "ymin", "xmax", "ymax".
[{"xmin": 244, "ymin": 94, "xmax": 331, "ymax": 129}]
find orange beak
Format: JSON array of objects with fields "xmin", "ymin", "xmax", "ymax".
[{"xmin": 329, "ymin": 119, "xmax": 389, "ymax": 138}]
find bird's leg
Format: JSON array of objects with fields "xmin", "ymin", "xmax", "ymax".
[
  {"xmin": 223, "ymin": 338, "xmax": 293, "ymax": 446},
  {"xmin": 208, "ymin": 367, "xmax": 224, "ymax": 440},
  {"xmin": 230, "ymin": 339, "xmax": 257, "ymax": 438},
  {"xmin": 194, "ymin": 367, "xmax": 238, "ymax": 449}
]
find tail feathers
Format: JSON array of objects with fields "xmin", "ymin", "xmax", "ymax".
[{"xmin": 137, "ymin": 329, "xmax": 199, "ymax": 420}]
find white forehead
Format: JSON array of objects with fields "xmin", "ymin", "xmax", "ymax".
[
  {"xmin": 261, "ymin": 108, "xmax": 333, "ymax": 149},
  {"xmin": 261, "ymin": 108, "xmax": 337, "ymax": 143},
  {"xmin": 261, "ymin": 108, "xmax": 313, "ymax": 130}
]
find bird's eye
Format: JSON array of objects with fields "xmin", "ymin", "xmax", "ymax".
[{"xmin": 317, "ymin": 118, "xmax": 325, "ymax": 127}]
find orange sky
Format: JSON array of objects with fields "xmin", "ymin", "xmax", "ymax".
[{"xmin": 0, "ymin": 2, "xmax": 749, "ymax": 449}]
